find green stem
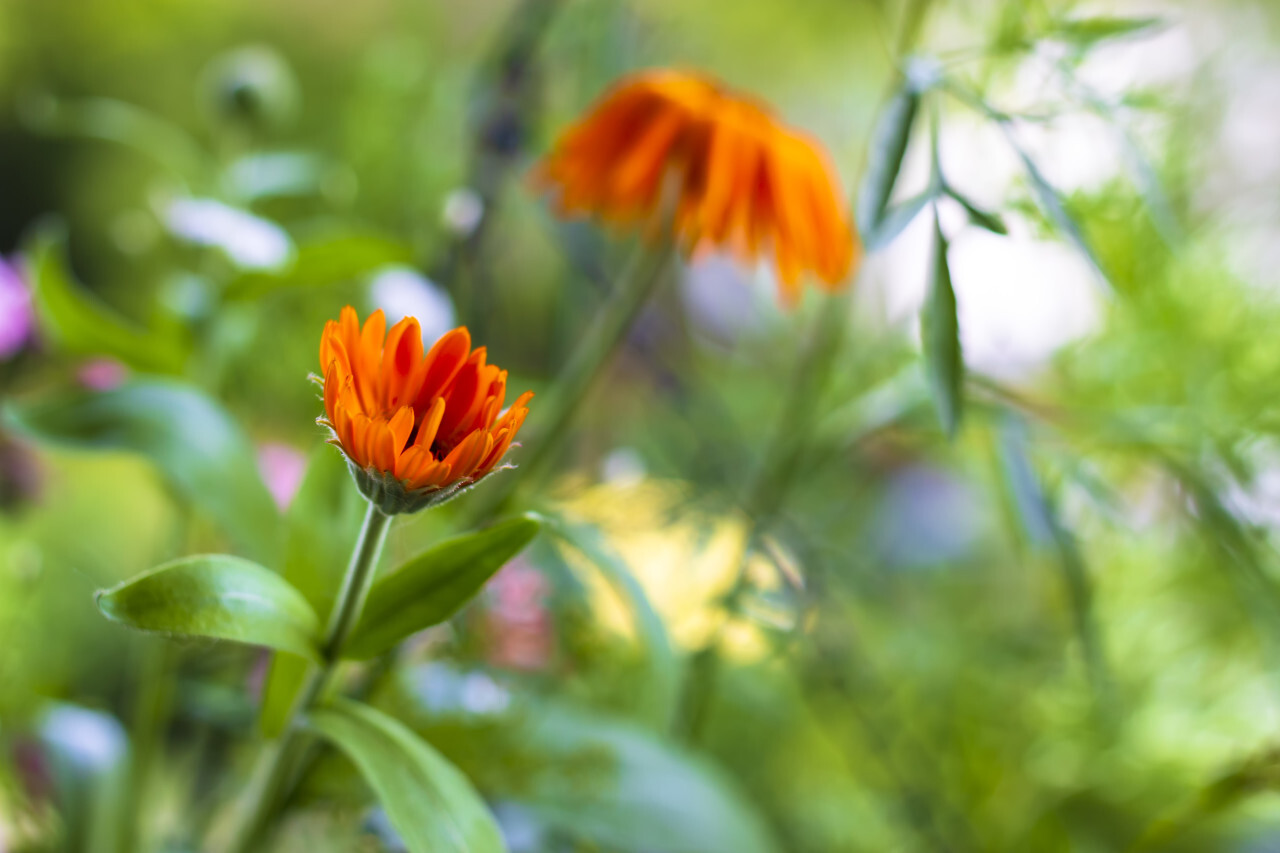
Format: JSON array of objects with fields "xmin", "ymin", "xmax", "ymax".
[
  {"xmin": 742, "ymin": 290, "xmax": 851, "ymax": 523},
  {"xmin": 468, "ymin": 239, "xmax": 674, "ymax": 520},
  {"xmin": 321, "ymin": 503, "xmax": 394, "ymax": 658},
  {"xmin": 219, "ymin": 502, "xmax": 392, "ymax": 853},
  {"xmin": 677, "ymin": 293, "xmax": 850, "ymax": 743},
  {"xmin": 677, "ymin": 0, "xmax": 935, "ymax": 744}
]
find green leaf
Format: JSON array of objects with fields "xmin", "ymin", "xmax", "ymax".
[
  {"xmin": 20, "ymin": 95, "xmax": 206, "ymax": 180},
  {"xmin": 261, "ymin": 447, "xmax": 365, "ymax": 736},
  {"xmin": 1053, "ymin": 16, "xmax": 1164, "ymax": 47},
  {"xmin": 921, "ymin": 210, "xmax": 963, "ymax": 437},
  {"xmin": 1003, "ymin": 128, "xmax": 1110, "ymax": 289},
  {"xmin": 945, "ymin": 186, "xmax": 1008, "ymax": 235},
  {"xmin": 857, "ymin": 82, "xmax": 920, "ymax": 239},
  {"xmin": 222, "ymin": 151, "xmax": 330, "ymax": 202},
  {"xmin": 997, "ymin": 417, "xmax": 1109, "ymax": 701},
  {"xmin": 344, "ymin": 514, "xmax": 541, "ymax": 659},
  {"xmin": 518, "ymin": 702, "xmax": 780, "ymax": 853},
  {"xmin": 224, "ymin": 232, "xmax": 413, "ymax": 301},
  {"xmin": 387, "ymin": 668, "xmax": 780, "ymax": 853},
  {"xmin": 260, "ymin": 653, "xmax": 309, "ymax": 738},
  {"xmin": 307, "ymin": 698, "xmax": 506, "ymax": 853},
  {"xmin": 96, "ymin": 555, "xmax": 321, "ymax": 660},
  {"xmin": 3, "ymin": 378, "xmax": 281, "ymax": 559},
  {"xmin": 866, "ymin": 190, "xmax": 934, "ymax": 250},
  {"xmin": 25, "ymin": 225, "xmax": 189, "ymax": 373}
]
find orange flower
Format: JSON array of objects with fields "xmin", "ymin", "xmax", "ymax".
[
  {"xmin": 534, "ymin": 69, "xmax": 859, "ymax": 304},
  {"xmin": 319, "ymin": 307, "xmax": 532, "ymax": 514}
]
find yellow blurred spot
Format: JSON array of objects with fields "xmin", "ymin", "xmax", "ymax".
[{"xmin": 556, "ymin": 477, "xmax": 789, "ymax": 662}]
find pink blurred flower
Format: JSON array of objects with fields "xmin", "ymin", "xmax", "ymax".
[
  {"xmin": 256, "ymin": 442, "xmax": 307, "ymax": 511},
  {"xmin": 484, "ymin": 559, "xmax": 553, "ymax": 672},
  {"xmin": 0, "ymin": 434, "xmax": 42, "ymax": 510},
  {"xmin": 77, "ymin": 358, "xmax": 129, "ymax": 391},
  {"xmin": 12, "ymin": 738, "xmax": 52, "ymax": 803},
  {"xmin": 0, "ymin": 257, "xmax": 33, "ymax": 360}
]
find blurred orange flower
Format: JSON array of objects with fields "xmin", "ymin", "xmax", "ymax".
[
  {"xmin": 534, "ymin": 69, "xmax": 859, "ymax": 304},
  {"xmin": 319, "ymin": 307, "xmax": 532, "ymax": 513}
]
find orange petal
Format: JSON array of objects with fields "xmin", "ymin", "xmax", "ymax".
[
  {"xmin": 395, "ymin": 445, "xmax": 433, "ymax": 484},
  {"xmin": 387, "ymin": 406, "xmax": 415, "ymax": 457},
  {"xmin": 323, "ymin": 361, "xmax": 340, "ymax": 424},
  {"xmin": 495, "ymin": 391, "xmax": 534, "ymax": 432},
  {"xmin": 417, "ymin": 327, "xmax": 472, "ymax": 408},
  {"xmin": 339, "ymin": 306, "xmax": 361, "ymax": 351},
  {"xmin": 382, "ymin": 318, "xmax": 423, "ymax": 410},
  {"xmin": 411, "ymin": 396, "xmax": 447, "ymax": 451},
  {"xmin": 610, "ymin": 105, "xmax": 684, "ymax": 208},
  {"xmin": 371, "ymin": 419, "xmax": 399, "ymax": 474},
  {"xmin": 441, "ymin": 431, "xmax": 492, "ymax": 481},
  {"xmin": 353, "ymin": 310, "xmax": 386, "ymax": 411},
  {"xmin": 436, "ymin": 351, "xmax": 489, "ymax": 443}
]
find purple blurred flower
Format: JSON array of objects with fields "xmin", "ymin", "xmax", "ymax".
[
  {"xmin": 0, "ymin": 257, "xmax": 33, "ymax": 360},
  {"xmin": 257, "ymin": 442, "xmax": 307, "ymax": 511},
  {"xmin": 77, "ymin": 358, "xmax": 129, "ymax": 391}
]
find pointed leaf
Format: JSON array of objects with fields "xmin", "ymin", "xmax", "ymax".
[
  {"xmin": 857, "ymin": 83, "xmax": 920, "ymax": 238},
  {"xmin": 997, "ymin": 418, "xmax": 1110, "ymax": 700},
  {"xmin": 1002, "ymin": 128, "xmax": 1111, "ymax": 289},
  {"xmin": 945, "ymin": 187, "xmax": 1008, "ymax": 235},
  {"xmin": 96, "ymin": 555, "xmax": 321, "ymax": 660},
  {"xmin": 921, "ymin": 210, "xmax": 963, "ymax": 437},
  {"xmin": 1053, "ymin": 16, "xmax": 1164, "ymax": 47},
  {"xmin": 866, "ymin": 190, "xmax": 933, "ymax": 250},
  {"xmin": 344, "ymin": 514, "xmax": 541, "ymax": 659},
  {"xmin": 25, "ymin": 225, "xmax": 189, "ymax": 373},
  {"xmin": 4, "ymin": 379, "xmax": 281, "ymax": 559},
  {"xmin": 307, "ymin": 699, "xmax": 506, "ymax": 853}
]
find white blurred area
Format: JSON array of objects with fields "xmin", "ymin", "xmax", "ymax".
[
  {"xmin": 164, "ymin": 198, "xmax": 294, "ymax": 271},
  {"xmin": 853, "ymin": 0, "xmax": 1280, "ymax": 379},
  {"xmin": 367, "ymin": 265, "xmax": 457, "ymax": 345}
]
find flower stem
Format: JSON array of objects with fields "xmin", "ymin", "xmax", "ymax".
[
  {"xmin": 219, "ymin": 502, "xmax": 392, "ymax": 853},
  {"xmin": 677, "ymin": 292, "xmax": 850, "ymax": 743},
  {"xmin": 468, "ymin": 239, "xmax": 674, "ymax": 520},
  {"xmin": 321, "ymin": 503, "xmax": 393, "ymax": 658},
  {"xmin": 741, "ymin": 290, "xmax": 851, "ymax": 522}
]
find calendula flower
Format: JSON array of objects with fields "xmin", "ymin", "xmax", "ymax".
[
  {"xmin": 534, "ymin": 69, "xmax": 859, "ymax": 304},
  {"xmin": 319, "ymin": 307, "xmax": 532, "ymax": 515}
]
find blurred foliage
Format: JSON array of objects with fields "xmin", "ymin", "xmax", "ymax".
[{"xmin": 5, "ymin": 0, "xmax": 1280, "ymax": 851}]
